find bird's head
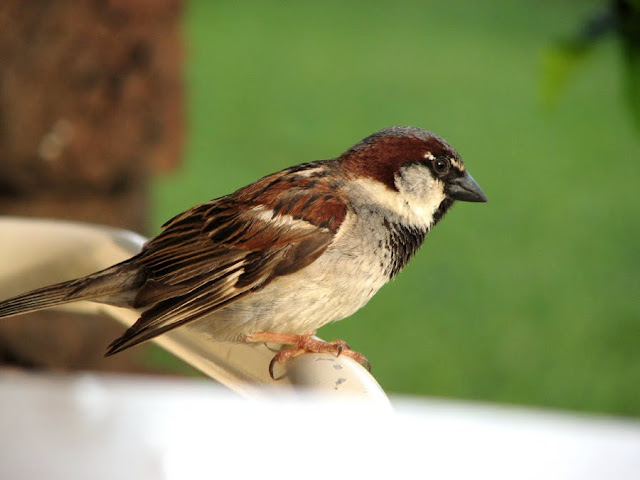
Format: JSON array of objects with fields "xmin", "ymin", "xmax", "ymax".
[{"xmin": 340, "ymin": 126, "xmax": 487, "ymax": 227}]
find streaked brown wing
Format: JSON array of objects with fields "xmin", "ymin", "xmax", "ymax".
[{"xmin": 107, "ymin": 165, "xmax": 347, "ymax": 354}]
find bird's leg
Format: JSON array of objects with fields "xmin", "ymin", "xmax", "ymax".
[{"xmin": 245, "ymin": 331, "xmax": 371, "ymax": 379}]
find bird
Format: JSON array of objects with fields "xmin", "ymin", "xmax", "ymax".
[{"xmin": 0, "ymin": 126, "xmax": 487, "ymax": 378}]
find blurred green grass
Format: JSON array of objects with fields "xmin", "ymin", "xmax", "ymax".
[{"xmin": 153, "ymin": 0, "xmax": 640, "ymax": 415}]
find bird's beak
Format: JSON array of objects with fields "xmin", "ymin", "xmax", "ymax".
[{"xmin": 448, "ymin": 173, "xmax": 487, "ymax": 203}]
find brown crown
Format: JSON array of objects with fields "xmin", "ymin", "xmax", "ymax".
[{"xmin": 339, "ymin": 126, "xmax": 462, "ymax": 190}]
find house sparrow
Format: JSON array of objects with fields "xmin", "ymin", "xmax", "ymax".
[{"xmin": 0, "ymin": 126, "xmax": 487, "ymax": 378}]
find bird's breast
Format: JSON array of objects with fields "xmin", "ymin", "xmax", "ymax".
[{"xmin": 186, "ymin": 208, "xmax": 427, "ymax": 342}]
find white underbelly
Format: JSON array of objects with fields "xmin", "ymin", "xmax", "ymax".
[{"xmin": 188, "ymin": 236, "xmax": 387, "ymax": 342}]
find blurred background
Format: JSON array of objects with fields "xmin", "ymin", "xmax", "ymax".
[{"xmin": 0, "ymin": 0, "xmax": 638, "ymax": 417}]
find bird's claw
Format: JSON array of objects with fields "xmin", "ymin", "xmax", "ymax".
[
  {"xmin": 266, "ymin": 337, "xmax": 370, "ymax": 380},
  {"xmin": 246, "ymin": 331, "xmax": 370, "ymax": 380}
]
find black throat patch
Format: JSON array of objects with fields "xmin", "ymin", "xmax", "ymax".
[
  {"xmin": 432, "ymin": 197, "xmax": 454, "ymax": 226},
  {"xmin": 383, "ymin": 218, "xmax": 428, "ymax": 278},
  {"xmin": 381, "ymin": 197, "xmax": 455, "ymax": 278}
]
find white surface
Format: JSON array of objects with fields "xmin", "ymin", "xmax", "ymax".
[
  {"xmin": 0, "ymin": 217, "xmax": 389, "ymax": 404},
  {"xmin": 2, "ymin": 217, "xmax": 639, "ymax": 480},
  {"xmin": 0, "ymin": 373, "xmax": 639, "ymax": 480}
]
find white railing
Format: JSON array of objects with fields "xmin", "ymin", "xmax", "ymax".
[
  {"xmin": 2, "ymin": 217, "xmax": 640, "ymax": 480},
  {"xmin": 0, "ymin": 217, "xmax": 389, "ymax": 404}
]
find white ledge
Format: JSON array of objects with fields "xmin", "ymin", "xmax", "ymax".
[
  {"xmin": 0, "ymin": 216, "xmax": 389, "ymax": 405},
  {"xmin": 1, "ymin": 373, "xmax": 640, "ymax": 480}
]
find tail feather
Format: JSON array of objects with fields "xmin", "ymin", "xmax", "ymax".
[
  {"xmin": 0, "ymin": 261, "xmax": 144, "ymax": 319},
  {"xmin": 0, "ymin": 280, "xmax": 87, "ymax": 318}
]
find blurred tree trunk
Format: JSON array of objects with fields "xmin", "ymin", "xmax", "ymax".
[{"xmin": 0, "ymin": 0, "xmax": 184, "ymax": 373}]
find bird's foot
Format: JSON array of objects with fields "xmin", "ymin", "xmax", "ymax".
[{"xmin": 245, "ymin": 331, "xmax": 371, "ymax": 380}]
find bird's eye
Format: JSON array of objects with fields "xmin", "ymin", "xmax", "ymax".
[{"xmin": 433, "ymin": 158, "xmax": 450, "ymax": 176}]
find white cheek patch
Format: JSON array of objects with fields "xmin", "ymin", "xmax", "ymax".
[
  {"xmin": 395, "ymin": 164, "xmax": 446, "ymax": 227},
  {"xmin": 351, "ymin": 173, "xmax": 444, "ymax": 229}
]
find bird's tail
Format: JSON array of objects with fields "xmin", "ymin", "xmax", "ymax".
[{"xmin": 0, "ymin": 261, "xmax": 143, "ymax": 319}]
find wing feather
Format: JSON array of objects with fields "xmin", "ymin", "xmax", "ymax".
[{"xmin": 107, "ymin": 164, "xmax": 348, "ymax": 354}]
